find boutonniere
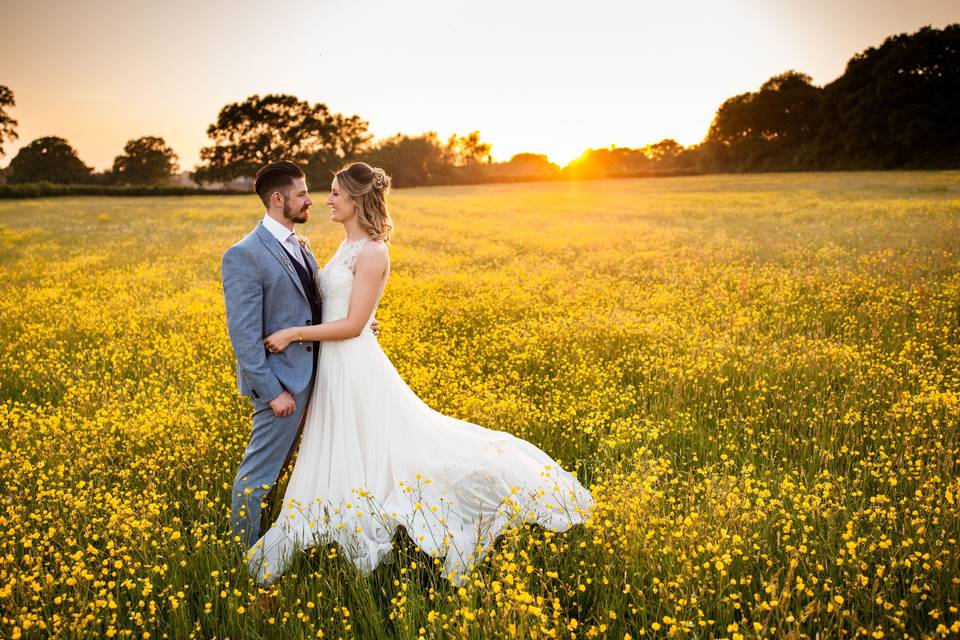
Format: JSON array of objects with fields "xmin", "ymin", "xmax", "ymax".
[{"xmin": 296, "ymin": 233, "xmax": 312, "ymax": 253}]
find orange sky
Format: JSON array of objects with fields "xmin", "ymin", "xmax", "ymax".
[{"xmin": 1, "ymin": 0, "xmax": 958, "ymax": 170}]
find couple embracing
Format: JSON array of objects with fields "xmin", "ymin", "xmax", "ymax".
[{"xmin": 221, "ymin": 160, "xmax": 594, "ymax": 585}]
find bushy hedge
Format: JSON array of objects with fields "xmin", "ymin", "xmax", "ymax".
[{"xmin": 0, "ymin": 182, "xmax": 247, "ymax": 199}]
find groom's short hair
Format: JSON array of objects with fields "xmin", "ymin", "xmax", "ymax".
[{"xmin": 254, "ymin": 161, "xmax": 305, "ymax": 207}]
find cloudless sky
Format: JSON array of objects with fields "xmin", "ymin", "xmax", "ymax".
[{"xmin": 1, "ymin": 0, "xmax": 958, "ymax": 169}]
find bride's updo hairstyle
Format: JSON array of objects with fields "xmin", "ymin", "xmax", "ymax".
[{"xmin": 335, "ymin": 162, "xmax": 393, "ymax": 242}]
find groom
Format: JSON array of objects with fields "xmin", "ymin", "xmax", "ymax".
[{"xmin": 221, "ymin": 160, "xmax": 323, "ymax": 549}]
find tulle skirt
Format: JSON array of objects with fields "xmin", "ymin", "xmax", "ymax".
[{"xmin": 246, "ymin": 331, "xmax": 595, "ymax": 584}]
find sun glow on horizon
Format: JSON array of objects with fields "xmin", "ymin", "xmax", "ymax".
[
  {"xmin": 493, "ymin": 146, "xmax": 586, "ymax": 169},
  {"xmin": 486, "ymin": 112, "xmax": 714, "ymax": 170},
  {"xmin": 539, "ymin": 147, "xmax": 590, "ymax": 169}
]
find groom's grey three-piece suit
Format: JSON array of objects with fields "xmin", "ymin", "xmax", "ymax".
[{"xmin": 221, "ymin": 222, "xmax": 322, "ymax": 548}]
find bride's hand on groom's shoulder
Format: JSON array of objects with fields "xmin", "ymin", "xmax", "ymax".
[{"xmin": 264, "ymin": 328, "xmax": 296, "ymax": 353}]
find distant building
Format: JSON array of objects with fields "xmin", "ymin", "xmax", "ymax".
[
  {"xmin": 170, "ymin": 171, "xmax": 199, "ymax": 188},
  {"xmin": 175, "ymin": 171, "xmax": 254, "ymax": 191}
]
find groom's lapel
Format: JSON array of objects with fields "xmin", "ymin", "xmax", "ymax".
[
  {"xmin": 303, "ymin": 246, "xmax": 319, "ymax": 278},
  {"xmin": 254, "ymin": 223, "xmax": 309, "ymax": 303}
]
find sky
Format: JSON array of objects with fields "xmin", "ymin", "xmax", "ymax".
[{"xmin": 1, "ymin": 0, "xmax": 958, "ymax": 170}]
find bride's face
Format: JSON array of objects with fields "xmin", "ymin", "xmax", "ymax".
[{"xmin": 326, "ymin": 177, "xmax": 357, "ymax": 223}]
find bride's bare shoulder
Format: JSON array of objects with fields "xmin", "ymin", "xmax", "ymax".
[
  {"xmin": 355, "ymin": 239, "xmax": 389, "ymax": 272},
  {"xmin": 360, "ymin": 239, "xmax": 389, "ymax": 259}
]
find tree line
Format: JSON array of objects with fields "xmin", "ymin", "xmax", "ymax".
[
  {"xmin": 0, "ymin": 23, "xmax": 956, "ymax": 193},
  {"xmin": 0, "ymin": 128, "xmax": 180, "ymax": 187}
]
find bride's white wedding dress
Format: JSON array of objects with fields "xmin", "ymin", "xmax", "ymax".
[{"xmin": 247, "ymin": 238, "xmax": 594, "ymax": 584}]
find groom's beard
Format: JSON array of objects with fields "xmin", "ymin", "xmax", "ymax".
[{"xmin": 284, "ymin": 200, "xmax": 309, "ymax": 224}]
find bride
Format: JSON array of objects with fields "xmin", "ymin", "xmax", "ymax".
[{"xmin": 248, "ymin": 162, "xmax": 594, "ymax": 585}]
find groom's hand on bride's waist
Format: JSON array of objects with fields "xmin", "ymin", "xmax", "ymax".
[
  {"xmin": 371, "ymin": 319, "xmax": 380, "ymax": 337},
  {"xmin": 268, "ymin": 391, "xmax": 296, "ymax": 417}
]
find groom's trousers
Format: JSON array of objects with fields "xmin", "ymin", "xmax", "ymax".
[{"xmin": 231, "ymin": 382, "xmax": 313, "ymax": 549}]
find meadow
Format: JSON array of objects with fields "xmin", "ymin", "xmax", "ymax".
[{"xmin": 1, "ymin": 171, "xmax": 959, "ymax": 639}]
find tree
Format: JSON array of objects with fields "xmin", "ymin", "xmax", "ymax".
[
  {"xmin": 488, "ymin": 154, "xmax": 561, "ymax": 182},
  {"xmin": 7, "ymin": 136, "xmax": 92, "ymax": 184},
  {"xmin": 503, "ymin": 153, "xmax": 560, "ymax": 173},
  {"xmin": 363, "ymin": 132, "xmax": 451, "ymax": 187},
  {"xmin": 706, "ymin": 70, "xmax": 822, "ymax": 171},
  {"xmin": 641, "ymin": 139, "xmax": 684, "ymax": 161},
  {"xmin": 816, "ymin": 24, "xmax": 960, "ymax": 169},
  {"xmin": 564, "ymin": 146, "xmax": 652, "ymax": 179},
  {"xmin": 700, "ymin": 24, "xmax": 960, "ymax": 171},
  {"xmin": 0, "ymin": 85, "xmax": 17, "ymax": 157},
  {"xmin": 112, "ymin": 136, "xmax": 179, "ymax": 185},
  {"xmin": 638, "ymin": 138, "xmax": 688, "ymax": 171},
  {"xmin": 193, "ymin": 94, "xmax": 371, "ymax": 185},
  {"xmin": 444, "ymin": 130, "xmax": 492, "ymax": 166}
]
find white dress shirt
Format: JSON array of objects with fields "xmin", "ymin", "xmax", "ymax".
[{"xmin": 261, "ymin": 213, "xmax": 305, "ymax": 268}]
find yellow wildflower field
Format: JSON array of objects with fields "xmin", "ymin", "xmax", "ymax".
[{"xmin": 1, "ymin": 171, "xmax": 959, "ymax": 639}]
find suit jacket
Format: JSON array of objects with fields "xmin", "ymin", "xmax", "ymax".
[{"xmin": 221, "ymin": 222, "xmax": 321, "ymax": 402}]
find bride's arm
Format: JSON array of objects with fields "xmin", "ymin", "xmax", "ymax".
[{"xmin": 264, "ymin": 242, "xmax": 389, "ymax": 351}]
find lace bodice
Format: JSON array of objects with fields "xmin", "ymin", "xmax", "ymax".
[{"xmin": 318, "ymin": 238, "xmax": 384, "ymax": 328}]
